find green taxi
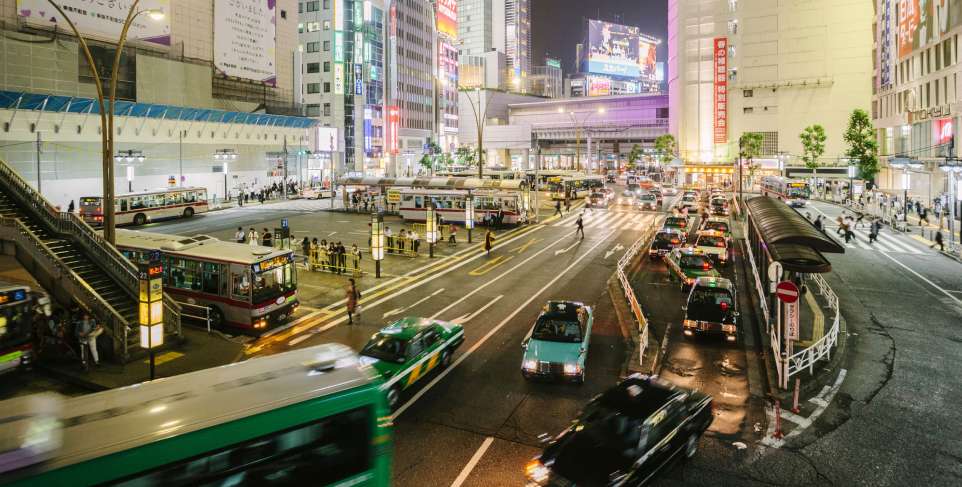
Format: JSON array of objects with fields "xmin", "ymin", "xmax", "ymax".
[
  {"xmin": 665, "ymin": 248, "xmax": 721, "ymax": 292},
  {"xmin": 521, "ymin": 301, "xmax": 593, "ymax": 383},
  {"xmin": 359, "ymin": 317, "xmax": 464, "ymax": 409}
]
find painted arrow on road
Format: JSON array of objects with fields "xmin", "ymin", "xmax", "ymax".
[
  {"xmin": 605, "ymin": 243, "xmax": 626, "ymax": 259},
  {"xmin": 383, "ymin": 288, "xmax": 445, "ymax": 318},
  {"xmin": 450, "ymin": 295, "xmax": 504, "ymax": 325},
  {"xmin": 554, "ymin": 241, "xmax": 580, "ymax": 256}
]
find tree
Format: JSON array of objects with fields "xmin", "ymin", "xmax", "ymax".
[
  {"xmin": 653, "ymin": 134, "xmax": 677, "ymax": 165},
  {"xmin": 843, "ymin": 108, "xmax": 879, "ymax": 185},
  {"xmin": 626, "ymin": 144, "xmax": 643, "ymax": 171},
  {"xmin": 418, "ymin": 153, "xmax": 435, "ymax": 175},
  {"xmin": 455, "ymin": 146, "xmax": 477, "ymax": 168},
  {"xmin": 738, "ymin": 132, "xmax": 764, "ymax": 188},
  {"xmin": 800, "ymin": 124, "xmax": 827, "ymax": 186}
]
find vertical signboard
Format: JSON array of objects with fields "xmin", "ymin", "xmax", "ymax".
[
  {"xmin": 713, "ymin": 37, "xmax": 728, "ymax": 145},
  {"xmin": 386, "ymin": 106, "xmax": 400, "ymax": 155},
  {"xmin": 786, "ymin": 301, "xmax": 799, "ymax": 341},
  {"xmin": 354, "ymin": 64, "xmax": 364, "ymax": 95},
  {"xmin": 880, "ymin": 0, "xmax": 893, "ymax": 90},
  {"xmin": 17, "ymin": 0, "xmax": 171, "ymax": 46},
  {"xmin": 334, "ymin": 63, "xmax": 345, "ymax": 95},
  {"xmin": 436, "ymin": 0, "xmax": 458, "ymax": 39},
  {"xmin": 214, "ymin": 0, "xmax": 277, "ymax": 86}
]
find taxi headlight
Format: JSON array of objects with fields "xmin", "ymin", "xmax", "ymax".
[
  {"xmin": 525, "ymin": 459, "xmax": 551, "ymax": 484},
  {"xmin": 523, "ymin": 359, "xmax": 538, "ymax": 372},
  {"xmin": 563, "ymin": 363, "xmax": 581, "ymax": 375},
  {"xmin": 722, "ymin": 324, "xmax": 736, "ymax": 333}
]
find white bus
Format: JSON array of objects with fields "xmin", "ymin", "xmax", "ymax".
[
  {"xmin": 761, "ymin": 176, "xmax": 811, "ymax": 207},
  {"xmin": 79, "ymin": 187, "xmax": 209, "ymax": 227},
  {"xmin": 113, "ymin": 229, "xmax": 298, "ymax": 332},
  {"xmin": 398, "ymin": 189, "xmax": 528, "ymax": 225},
  {"xmin": 547, "ymin": 175, "xmax": 605, "ymax": 200}
]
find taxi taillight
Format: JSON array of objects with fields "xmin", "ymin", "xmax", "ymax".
[
  {"xmin": 716, "ymin": 242, "xmax": 725, "ymax": 248},
  {"xmin": 703, "ymin": 263, "xmax": 711, "ymax": 270}
]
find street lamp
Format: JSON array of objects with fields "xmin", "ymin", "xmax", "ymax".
[
  {"xmin": 115, "ymin": 149, "xmax": 144, "ymax": 192},
  {"xmin": 215, "ymin": 149, "xmax": 238, "ymax": 201},
  {"xmin": 847, "ymin": 164, "xmax": 857, "ymax": 202},
  {"xmin": 462, "ymin": 87, "xmax": 494, "ymax": 179},
  {"xmin": 137, "ymin": 258, "xmax": 164, "ymax": 380},
  {"xmin": 560, "ymin": 107, "xmax": 605, "ymax": 172},
  {"xmin": 465, "ymin": 194, "xmax": 475, "ymax": 243},
  {"xmin": 889, "ymin": 158, "xmax": 923, "ymax": 221},
  {"xmin": 46, "ymin": 0, "xmax": 165, "ymax": 245},
  {"xmin": 371, "ymin": 213, "xmax": 384, "ymax": 278},
  {"xmin": 425, "ymin": 202, "xmax": 438, "ymax": 258}
]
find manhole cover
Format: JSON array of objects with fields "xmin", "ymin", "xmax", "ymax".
[
  {"xmin": 714, "ymin": 358, "xmax": 743, "ymax": 376},
  {"xmin": 664, "ymin": 358, "xmax": 701, "ymax": 377}
]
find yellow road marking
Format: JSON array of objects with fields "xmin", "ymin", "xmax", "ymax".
[
  {"xmin": 146, "ymin": 351, "xmax": 183, "ymax": 365},
  {"xmin": 510, "ymin": 237, "xmax": 543, "ymax": 254},
  {"xmin": 468, "ymin": 255, "xmax": 514, "ymax": 276},
  {"xmin": 911, "ymin": 234, "xmax": 934, "ymax": 245}
]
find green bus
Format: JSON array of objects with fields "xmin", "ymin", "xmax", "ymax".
[{"xmin": 0, "ymin": 343, "xmax": 391, "ymax": 486}]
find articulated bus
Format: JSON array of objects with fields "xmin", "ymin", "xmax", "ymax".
[
  {"xmin": 547, "ymin": 175, "xmax": 606, "ymax": 200},
  {"xmin": 80, "ymin": 187, "xmax": 209, "ymax": 227},
  {"xmin": 761, "ymin": 176, "xmax": 811, "ymax": 207},
  {"xmin": 114, "ymin": 229, "xmax": 298, "ymax": 332},
  {"xmin": 0, "ymin": 281, "xmax": 43, "ymax": 375},
  {"xmin": 398, "ymin": 189, "xmax": 528, "ymax": 225},
  {"xmin": 0, "ymin": 343, "xmax": 392, "ymax": 487}
]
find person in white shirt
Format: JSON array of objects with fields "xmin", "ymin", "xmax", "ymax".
[
  {"xmin": 234, "ymin": 227, "xmax": 245, "ymax": 243},
  {"xmin": 247, "ymin": 227, "xmax": 259, "ymax": 247}
]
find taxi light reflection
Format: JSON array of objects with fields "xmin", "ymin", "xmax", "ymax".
[
  {"xmin": 563, "ymin": 363, "xmax": 580, "ymax": 375},
  {"xmin": 525, "ymin": 459, "xmax": 550, "ymax": 484},
  {"xmin": 523, "ymin": 359, "xmax": 537, "ymax": 372}
]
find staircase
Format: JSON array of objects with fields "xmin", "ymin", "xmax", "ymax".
[{"xmin": 0, "ymin": 159, "xmax": 181, "ymax": 361}]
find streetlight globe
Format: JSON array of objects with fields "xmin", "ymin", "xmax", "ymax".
[
  {"xmin": 557, "ymin": 107, "xmax": 564, "ymax": 114},
  {"xmin": 598, "ymin": 107, "xmax": 606, "ymax": 114},
  {"xmin": 147, "ymin": 9, "xmax": 165, "ymax": 20}
]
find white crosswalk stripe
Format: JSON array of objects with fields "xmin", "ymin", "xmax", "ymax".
[
  {"xmin": 555, "ymin": 210, "xmax": 660, "ymax": 232},
  {"xmin": 826, "ymin": 225, "xmax": 924, "ymax": 254}
]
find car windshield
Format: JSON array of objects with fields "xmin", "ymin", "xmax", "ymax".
[
  {"xmin": 680, "ymin": 254, "xmax": 712, "ymax": 269},
  {"xmin": 683, "ymin": 195, "xmax": 696, "ymax": 201},
  {"xmin": 532, "ymin": 317, "xmax": 583, "ymax": 343},
  {"xmin": 654, "ymin": 232, "xmax": 679, "ymax": 245},
  {"xmin": 697, "ymin": 235, "xmax": 726, "ymax": 247},
  {"xmin": 638, "ymin": 194, "xmax": 655, "ymax": 201},
  {"xmin": 621, "ymin": 191, "xmax": 635, "ymax": 198},
  {"xmin": 590, "ymin": 193, "xmax": 604, "ymax": 199},
  {"xmin": 361, "ymin": 335, "xmax": 408, "ymax": 362},
  {"xmin": 687, "ymin": 287, "xmax": 735, "ymax": 322},
  {"xmin": 705, "ymin": 222, "xmax": 729, "ymax": 233},
  {"xmin": 666, "ymin": 217, "xmax": 687, "ymax": 227},
  {"xmin": 711, "ymin": 199, "xmax": 727, "ymax": 206}
]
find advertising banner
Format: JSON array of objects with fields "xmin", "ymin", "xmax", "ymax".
[
  {"xmin": 897, "ymin": 0, "xmax": 962, "ymax": 60},
  {"xmin": 17, "ymin": 0, "xmax": 171, "ymax": 46},
  {"xmin": 880, "ymin": 0, "xmax": 893, "ymax": 89},
  {"xmin": 214, "ymin": 0, "xmax": 276, "ymax": 86},
  {"xmin": 588, "ymin": 76, "xmax": 611, "ymax": 96},
  {"xmin": 334, "ymin": 63, "xmax": 345, "ymax": 95},
  {"xmin": 713, "ymin": 37, "xmax": 729, "ymax": 145},
  {"xmin": 587, "ymin": 20, "xmax": 641, "ymax": 78},
  {"xmin": 638, "ymin": 39, "xmax": 657, "ymax": 80},
  {"xmin": 317, "ymin": 127, "xmax": 339, "ymax": 152},
  {"xmin": 354, "ymin": 63, "xmax": 363, "ymax": 95},
  {"xmin": 436, "ymin": 0, "xmax": 457, "ymax": 40},
  {"xmin": 386, "ymin": 106, "xmax": 400, "ymax": 155}
]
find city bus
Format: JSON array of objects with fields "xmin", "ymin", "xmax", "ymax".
[
  {"xmin": 0, "ymin": 281, "xmax": 43, "ymax": 375},
  {"xmin": 0, "ymin": 343, "xmax": 392, "ymax": 487},
  {"xmin": 398, "ymin": 188, "xmax": 528, "ymax": 225},
  {"xmin": 761, "ymin": 176, "xmax": 811, "ymax": 207},
  {"xmin": 113, "ymin": 229, "xmax": 298, "ymax": 332},
  {"xmin": 79, "ymin": 187, "xmax": 209, "ymax": 227},
  {"xmin": 547, "ymin": 175, "xmax": 605, "ymax": 200}
]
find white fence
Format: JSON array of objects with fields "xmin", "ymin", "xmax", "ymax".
[
  {"xmin": 787, "ymin": 273, "xmax": 841, "ymax": 377},
  {"xmin": 616, "ymin": 226, "xmax": 656, "ymax": 366}
]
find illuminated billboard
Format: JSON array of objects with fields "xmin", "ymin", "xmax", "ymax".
[
  {"xmin": 588, "ymin": 77, "xmax": 611, "ymax": 96},
  {"xmin": 436, "ymin": 0, "xmax": 457, "ymax": 40},
  {"xmin": 897, "ymin": 0, "xmax": 962, "ymax": 60},
  {"xmin": 638, "ymin": 39, "xmax": 657, "ymax": 80},
  {"xmin": 17, "ymin": 0, "xmax": 171, "ymax": 46},
  {"xmin": 213, "ymin": 0, "xmax": 277, "ymax": 86},
  {"xmin": 586, "ymin": 20, "xmax": 658, "ymax": 79}
]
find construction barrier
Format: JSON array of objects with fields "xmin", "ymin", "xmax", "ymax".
[{"xmin": 308, "ymin": 249, "xmax": 363, "ymax": 276}]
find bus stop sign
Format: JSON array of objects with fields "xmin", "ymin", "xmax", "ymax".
[{"xmin": 775, "ymin": 281, "xmax": 799, "ymax": 303}]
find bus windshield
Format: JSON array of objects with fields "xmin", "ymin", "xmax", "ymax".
[
  {"xmin": 0, "ymin": 296, "xmax": 32, "ymax": 350},
  {"xmin": 252, "ymin": 260, "xmax": 296, "ymax": 304},
  {"xmin": 787, "ymin": 184, "xmax": 810, "ymax": 199}
]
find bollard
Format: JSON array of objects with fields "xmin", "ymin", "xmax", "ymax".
[
  {"xmin": 791, "ymin": 377, "xmax": 801, "ymax": 414},
  {"xmin": 772, "ymin": 400, "xmax": 784, "ymax": 439}
]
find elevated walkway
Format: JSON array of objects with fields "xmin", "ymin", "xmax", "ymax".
[{"xmin": 0, "ymin": 158, "xmax": 181, "ymax": 361}]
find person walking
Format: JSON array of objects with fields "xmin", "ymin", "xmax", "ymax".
[
  {"xmin": 448, "ymin": 223, "xmax": 457, "ymax": 244},
  {"xmin": 919, "ymin": 206, "xmax": 929, "ymax": 226},
  {"xmin": 554, "ymin": 200, "xmax": 563, "ymax": 217},
  {"xmin": 932, "ymin": 230, "xmax": 945, "ymax": 251},
  {"xmin": 76, "ymin": 313, "xmax": 103, "ymax": 367},
  {"xmin": 345, "ymin": 279, "xmax": 361, "ymax": 325},
  {"xmin": 869, "ymin": 218, "xmax": 880, "ymax": 244},
  {"xmin": 855, "ymin": 212, "xmax": 865, "ymax": 229},
  {"xmin": 261, "ymin": 228, "xmax": 273, "ymax": 248},
  {"xmin": 235, "ymin": 227, "xmax": 246, "ymax": 244},
  {"xmin": 67, "ymin": 200, "xmax": 75, "ymax": 213},
  {"xmin": 575, "ymin": 213, "xmax": 585, "ymax": 239},
  {"xmin": 813, "ymin": 215, "xmax": 823, "ymax": 231},
  {"xmin": 564, "ymin": 196, "xmax": 571, "ymax": 214},
  {"xmin": 484, "ymin": 229, "xmax": 495, "ymax": 256}
]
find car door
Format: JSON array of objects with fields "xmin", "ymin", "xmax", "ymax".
[
  {"xmin": 634, "ymin": 401, "xmax": 686, "ymax": 482},
  {"xmin": 578, "ymin": 307, "xmax": 592, "ymax": 368},
  {"xmin": 401, "ymin": 336, "xmax": 426, "ymax": 389}
]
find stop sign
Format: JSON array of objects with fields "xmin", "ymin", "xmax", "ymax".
[{"xmin": 775, "ymin": 281, "xmax": 799, "ymax": 303}]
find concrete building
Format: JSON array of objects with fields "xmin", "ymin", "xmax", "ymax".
[
  {"xmin": 668, "ymin": 0, "xmax": 873, "ymax": 171},
  {"xmin": 0, "ymin": 0, "xmax": 313, "ymax": 207},
  {"xmin": 529, "ymin": 60, "xmax": 563, "ymax": 99},
  {"xmin": 457, "ymin": 0, "xmax": 530, "ymax": 91},
  {"xmin": 433, "ymin": 0, "xmax": 460, "ymax": 152},
  {"xmin": 874, "ymin": 0, "xmax": 962, "ymax": 208},
  {"xmin": 299, "ymin": 0, "xmax": 387, "ymax": 177}
]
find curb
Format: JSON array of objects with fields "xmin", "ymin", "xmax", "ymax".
[{"xmin": 36, "ymin": 364, "xmax": 110, "ymax": 392}]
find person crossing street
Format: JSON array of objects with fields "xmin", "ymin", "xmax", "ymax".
[
  {"xmin": 575, "ymin": 213, "xmax": 585, "ymax": 239},
  {"xmin": 554, "ymin": 200, "xmax": 563, "ymax": 217}
]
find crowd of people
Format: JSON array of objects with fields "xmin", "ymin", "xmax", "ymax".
[
  {"xmin": 34, "ymin": 303, "xmax": 104, "ymax": 368},
  {"xmin": 234, "ymin": 180, "xmax": 302, "ymax": 207}
]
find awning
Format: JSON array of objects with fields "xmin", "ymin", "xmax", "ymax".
[
  {"xmin": 767, "ymin": 243, "xmax": 833, "ymax": 273},
  {"xmin": 745, "ymin": 196, "xmax": 845, "ymax": 253}
]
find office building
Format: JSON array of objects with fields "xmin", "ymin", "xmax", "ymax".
[
  {"xmin": 434, "ymin": 0, "xmax": 460, "ymax": 152},
  {"xmin": 458, "ymin": 0, "xmax": 531, "ymax": 91},
  {"xmin": 529, "ymin": 59, "xmax": 563, "ymax": 98}
]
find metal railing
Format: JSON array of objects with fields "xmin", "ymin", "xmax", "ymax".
[
  {"xmin": 786, "ymin": 274, "xmax": 841, "ymax": 377},
  {"xmin": 616, "ymin": 226, "xmax": 657, "ymax": 366}
]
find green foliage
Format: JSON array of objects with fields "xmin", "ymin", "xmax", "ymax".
[
  {"xmin": 626, "ymin": 144, "xmax": 643, "ymax": 170},
  {"xmin": 738, "ymin": 132, "xmax": 764, "ymax": 162},
  {"xmin": 843, "ymin": 109, "xmax": 879, "ymax": 182},
  {"xmin": 418, "ymin": 153, "xmax": 434, "ymax": 174},
  {"xmin": 455, "ymin": 146, "xmax": 477, "ymax": 167},
  {"xmin": 799, "ymin": 124, "xmax": 827, "ymax": 170},
  {"xmin": 653, "ymin": 134, "xmax": 677, "ymax": 164}
]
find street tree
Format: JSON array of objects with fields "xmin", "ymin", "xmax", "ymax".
[
  {"xmin": 455, "ymin": 146, "xmax": 477, "ymax": 168},
  {"xmin": 627, "ymin": 144, "xmax": 643, "ymax": 171},
  {"xmin": 843, "ymin": 108, "xmax": 879, "ymax": 187},
  {"xmin": 738, "ymin": 132, "xmax": 764, "ymax": 188},
  {"xmin": 800, "ymin": 124, "xmax": 827, "ymax": 184},
  {"xmin": 654, "ymin": 134, "xmax": 677, "ymax": 165}
]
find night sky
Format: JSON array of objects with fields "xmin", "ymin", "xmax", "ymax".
[{"xmin": 531, "ymin": 0, "xmax": 668, "ymax": 75}]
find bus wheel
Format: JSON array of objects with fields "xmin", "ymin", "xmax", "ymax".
[
  {"xmin": 133, "ymin": 213, "xmax": 146, "ymax": 226},
  {"xmin": 208, "ymin": 306, "xmax": 224, "ymax": 329},
  {"xmin": 386, "ymin": 386, "xmax": 401, "ymax": 410},
  {"xmin": 183, "ymin": 207, "xmax": 194, "ymax": 218}
]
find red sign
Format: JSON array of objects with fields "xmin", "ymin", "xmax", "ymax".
[
  {"xmin": 775, "ymin": 281, "xmax": 799, "ymax": 304},
  {"xmin": 436, "ymin": 0, "xmax": 457, "ymax": 40},
  {"xmin": 713, "ymin": 37, "xmax": 728, "ymax": 145},
  {"xmin": 386, "ymin": 106, "xmax": 400, "ymax": 155}
]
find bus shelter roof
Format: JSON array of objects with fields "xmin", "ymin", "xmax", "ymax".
[{"xmin": 745, "ymin": 196, "xmax": 844, "ymax": 273}]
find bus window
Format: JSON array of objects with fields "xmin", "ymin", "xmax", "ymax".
[
  {"xmin": 504, "ymin": 199, "xmax": 517, "ymax": 211},
  {"xmin": 168, "ymin": 258, "xmax": 202, "ymax": 291},
  {"xmin": 120, "ymin": 199, "xmax": 128, "ymax": 212},
  {"xmin": 402, "ymin": 195, "xmax": 413, "ymax": 204},
  {"xmin": 414, "ymin": 196, "xmax": 423, "ymax": 209},
  {"xmin": 182, "ymin": 191, "xmax": 196, "ymax": 203},
  {"xmin": 202, "ymin": 262, "xmax": 221, "ymax": 295},
  {"xmin": 231, "ymin": 268, "xmax": 251, "ymax": 302},
  {"xmin": 166, "ymin": 192, "xmax": 183, "ymax": 206},
  {"xmin": 197, "ymin": 189, "xmax": 207, "ymax": 202},
  {"xmin": 150, "ymin": 194, "xmax": 165, "ymax": 208}
]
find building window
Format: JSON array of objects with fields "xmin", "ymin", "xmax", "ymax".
[
  {"xmin": 323, "ymin": 0, "xmax": 330, "ymax": 9},
  {"xmin": 743, "ymin": 89, "xmax": 753, "ymax": 97},
  {"xmin": 306, "ymin": 1, "xmax": 319, "ymax": 12},
  {"xmin": 306, "ymin": 42, "xmax": 320, "ymax": 53},
  {"xmin": 324, "ymin": 20, "xmax": 331, "ymax": 30},
  {"xmin": 306, "ymin": 62, "xmax": 320, "ymax": 73},
  {"xmin": 306, "ymin": 104, "xmax": 320, "ymax": 117},
  {"xmin": 323, "ymin": 103, "xmax": 331, "ymax": 116},
  {"xmin": 307, "ymin": 83, "xmax": 320, "ymax": 94},
  {"xmin": 323, "ymin": 41, "xmax": 331, "ymax": 51},
  {"xmin": 324, "ymin": 82, "xmax": 331, "ymax": 93},
  {"xmin": 280, "ymin": 9, "xmax": 287, "ymax": 19},
  {"xmin": 743, "ymin": 107, "xmax": 753, "ymax": 114},
  {"xmin": 324, "ymin": 61, "xmax": 331, "ymax": 72},
  {"xmin": 307, "ymin": 21, "xmax": 321, "ymax": 32},
  {"xmin": 727, "ymin": 20, "xmax": 738, "ymax": 35}
]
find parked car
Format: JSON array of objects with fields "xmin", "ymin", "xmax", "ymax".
[
  {"xmin": 665, "ymin": 248, "xmax": 721, "ymax": 291},
  {"xmin": 359, "ymin": 317, "xmax": 465, "ymax": 409},
  {"xmin": 683, "ymin": 277, "xmax": 739, "ymax": 342},
  {"xmin": 524, "ymin": 374, "xmax": 714, "ymax": 486},
  {"xmin": 693, "ymin": 229, "xmax": 730, "ymax": 266},
  {"xmin": 521, "ymin": 301, "xmax": 593, "ymax": 383}
]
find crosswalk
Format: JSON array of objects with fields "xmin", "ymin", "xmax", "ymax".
[
  {"xmin": 825, "ymin": 225, "xmax": 926, "ymax": 254},
  {"xmin": 553, "ymin": 210, "xmax": 661, "ymax": 232}
]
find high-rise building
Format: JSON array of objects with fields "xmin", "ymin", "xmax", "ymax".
[
  {"xmin": 568, "ymin": 19, "xmax": 661, "ymax": 98},
  {"xmin": 434, "ymin": 0, "xmax": 460, "ymax": 152},
  {"xmin": 299, "ymin": 0, "xmax": 387, "ymax": 176},
  {"xmin": 668, "ymin": 0, "xmax": 872, "ymax": 168},
  {"xmin": 529, "ymin": 58, "xmax": 563, "ymax": 98},
  {"xmin": 458, "ymin": 0, "xmax": 531, "ymax": 91}
]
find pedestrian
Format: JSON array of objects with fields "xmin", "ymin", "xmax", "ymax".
[
  {"xmin": 835, "ymin": 215, "xmax": 845, "ymax": 236},
  {"xmin": 262, "ymin": 228, "xmax": 273, "ymax": 248},
  {"xmin": 919, "ymin": 206, "xmax": 929, "ymax": 226},
  {"xmin": 398, "ymin": 229, "xmax": 407, "ymax": 253},
  {"xmin": 933, "ymin": 230, "xmax": 945, "ymax": 251},
  {"xmin": 385, "ymin": 226, "xmax": 394, "ymax": 252},
  {"xmin": 554, "ymin": 200, "xmax": 563, "ymax": 217},
  {"xmin": 310, "ymin": 238, "xmax": 319, "ymax": 268},
  {"xmin": 565, "ymin": 197, "xmax": 571, "ymax": 214},
  {"xmin": 67, "ymin": 200, "xmax": 75, "ymax": 213},
  {"xmin": 575, "ymin": 213, "xmax": 585, "ymax": 239},
  {"xmin": 235, "ymin": 227, "xmax": 246, "ymax": 244},
  {"xmin": 345, "ymin": 279, "xmax": 361, "ymax": 325},
  {"xmin": 328, "ymin": 242, "xmax": 337, "ymax": 272},
  {"xmin": 351, "ymin": 243, "xmax": 361, "ymax": 272},
  {"xmin": 337, "ymin": 242, "xmax": 347, "ymax": 273},
  {"xmin": 410, "ymin": 229, "xmax": 420, "ymax": 253},
  {"xmin": 855, "ymin": 212, "xmax": 865, "ymax": 229},
  {"xmin": 247, "ymin": 227, "xmax": 259, "ymax": 247},
  {"xmin": 448, "ymin": 223, "xmax": 457, "ymax": 244},
  {"xmin": 869, "ymin": 219, "xmax": 880, "ymax": 243},
  {"xmin": 76, "ymin": 313, "xmax": 103, "ymax": 367},
  {"xmin": 484, "ymin": 229, "xmax": 495, "ymax": 255},
  {"xmin": 813, "ymin": 216, "xmax": 823, "ymax": 231},
  {"xmin": 301, "ymin": 237, "xmax": 310, "ymax": 265}
]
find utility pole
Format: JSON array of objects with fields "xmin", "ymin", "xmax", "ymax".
[
  {"xmin": 178, "ymin": 130, "xmax": 183, "ymax": 186},
  {"xmin": 35, "ymin": 131, "xmax": 41, "ymax": 194}
]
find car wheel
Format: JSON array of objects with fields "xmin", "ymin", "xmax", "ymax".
[
  {"xmin": 685, "ymin": 433, "xmax": 699, "ymax": 458},
  {"xmin": 440, "ymin": 350, "xmax": 453, "ymax": 368},
  {"xmin": 208, "ymin": 306, "xmax": 225, "ymax": 329},
  {"xmin": 133, "ymin": 213, "xmax": 146, "ymax": 226},
  {"xmin": 183, "ymin": 207, "xmax": 194, "ymax": 218},
  {"xmin": 386, "ymin": 386, "xmax": 401, "ymax": 410}
]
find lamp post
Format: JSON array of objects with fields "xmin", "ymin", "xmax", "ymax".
[
  {"xmin": 463, "ymin": 87, "xmax": 494, "ymax": 179},
  {"xmin": 425, "ymin": 202, "xmax": 437, "ymax": 258},
  {"xmin": 559, "ymin": 107, "xmax": 605, "ymax": 172},
  {"xmin": 214, "ymin": 149, "xmax": 238, "ymax": 201},
  {"xmin": 137, "ymin": 258, "xmax": 164, "ymax": 380},
  {"xmin": 46, "ymin": 0, "xmax": 165, "ymax": 245},
  {"xmin": 847, "ymin": 164, "xmax": 857, "ymax": 202},
  {"xmin": 114, "ymin": 149, "xmax": 145, "ymax": 192},
  {"xmin": 465, "ymin": 194, "xmax": 475, "ymax": 243},
  {"xmin": 371, "ymin": 213, "xmax": 384, "ymax": 278}
]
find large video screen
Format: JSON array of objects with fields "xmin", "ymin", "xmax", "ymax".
[{"xmin": 587, "ymin": 20, "xmax": 652, "ymax": 78}]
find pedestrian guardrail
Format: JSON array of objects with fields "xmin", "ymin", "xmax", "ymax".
[
  {"xmin": 616, "ymin": 226, "xmax": 657, "ymax": 367},
  {"xmin": 308, "ymin": 249, "xmax": 363, "ymax": 276},
  {"xmin": 786, "ymin": 273, "xmax": 841, "ymax": 377}
]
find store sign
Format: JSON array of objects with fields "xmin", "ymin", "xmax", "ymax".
[
  {"xmin": 880, "ymin": 0, "xmax": 893, "ymax": 89},
  {"xmin": 909, "ymin": 105, "xmax": 951, "ymax": 122},
  {"xmin": 354, "ymin": 63, "xmax": 363, "ymax": 95},
  {"xmin": 386, "ymin": 106, "xmax": 400, "ymax": 155},
  {"xmin": 17, "ymin": 0, "xmax": 171, "ymax": 46},
  {"xmin": 546, "ymin": 58, "xmax": 562, "ymax": 69},
  {"xmin": 436, "ymin": 0, "xmax": 457, "ymax": 39},
  {"xmin": 214, "ymin": 0, "xmax": 276, "ymax": 86},
  {"xmin": 713, "ymin": 37, "xmax": 729, "ymax": 144},
  {"xmin": 936, "ymin": 118, "xmax": 954, "ymax": 144},
  {"xmin": 334, "ymin": 63, "xmax": 345, "ymax": 95}
]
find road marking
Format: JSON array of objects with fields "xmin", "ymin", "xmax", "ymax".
[
  {"xmin": 468, "ymin": 255, "xmax": 514, "ymax": 276},
  {"xmin": 878, "ymin": 251, "xmax": 962, "ymax": 307},
  {"xmin": 510, "ymin": 237, "xmax": 543, "ymax": 254},
  {"xmin": 554, "ymin": 241, "xmax": 580, "ymax": 255},
  {"xmin": 450, "ymin": 436, "xmax": 495, "ymax": 487},
  {"xmin": 605, "ymin": 243, "xmax": 626, "ymax": 259},
  {"xmin": 392, "ymin": 227, "xmax": 617, "ymax": 420},
  {"xmin": 146, "ymin": 351, "xmax": 183, "ymax": 365},
  {"xmin": 288, "ymin": 333, "xmax": 312, "ymax": 346},
  {"xmin": 449, "ymin": 295, "xmax": 504, "ymax": 325}
]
